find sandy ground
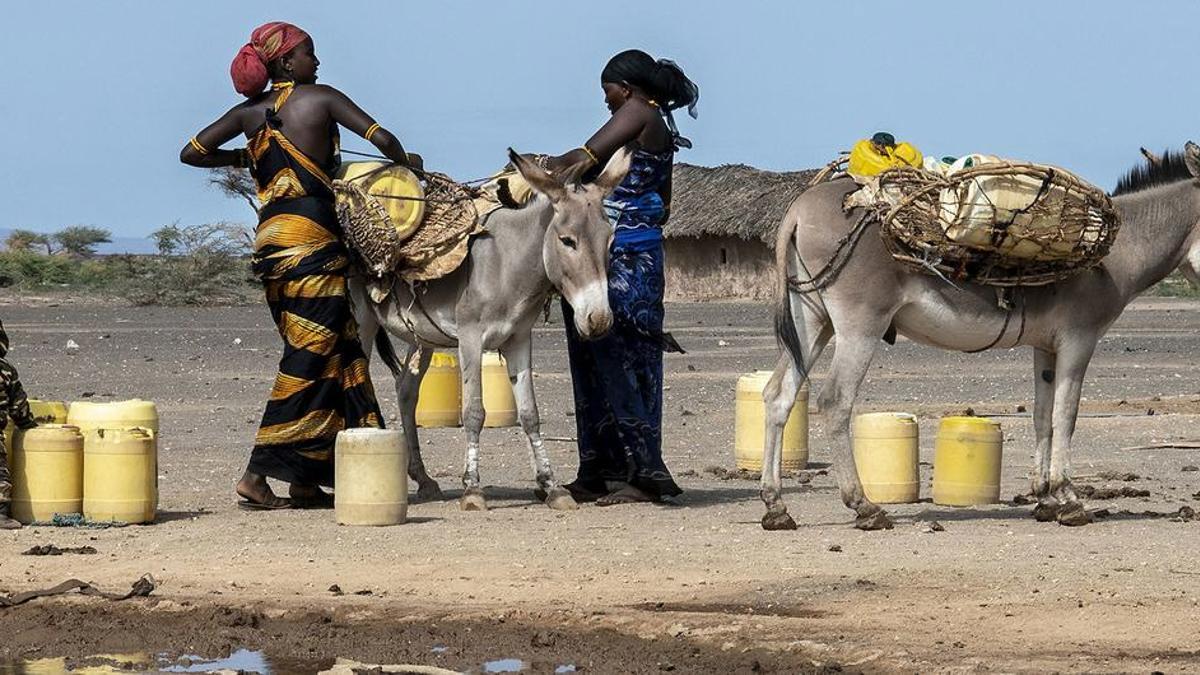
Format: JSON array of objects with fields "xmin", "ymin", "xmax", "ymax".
[{"xmin": 1, "ymin": 296, "xmax": 1199, "ymax": 673}]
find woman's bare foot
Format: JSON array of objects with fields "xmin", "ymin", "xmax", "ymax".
[
  {"xmin": 596, "ymin": 485, "xmax": 656, "ymax": 506},
  {"xmin": 288, "ymin": 484, "xmax": 334, "ymax": 509},
  {"xmin": 236, "ymin": 471, "xmax": 291, "ymax": 510},
  {"xmin": 536, "ymin": 480, "xmax": 605, "ymax": 503}
]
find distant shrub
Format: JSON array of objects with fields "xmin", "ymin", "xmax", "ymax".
[
  {"xmin": 1149, "ymin": 271, "xmax": 1199, "ymax": 298},
  {"xmin": 0, "ymin": 251, "xmax": 77, "ymax": 288},
  {"xmin": 120, "ymin": 223, "xmax": 258, "ymax": 306}
]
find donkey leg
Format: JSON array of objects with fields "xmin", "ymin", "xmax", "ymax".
[
  {"xmin": 821, "ymin": 332, "xmax": 893, "ymax": 530},
  {"xmin": 503, "ymin": 336, "xmax": 576, "ymax": 511},
  {"xmin": 356, "ymin": 297, "xmax": 441, "ymax": 500},
  {"xmin": 401, "ymin": 346, "xmax": 442, "ymax": 501},
  {"xmin": 458, "ymin": 340, "xmax": 488, "ymax": 511},
  {"xmin": 761, "ymin": 290, "xmax": 833, "ymax": 530},
  {"xmin": 761, "ymin": 355, "xmax": 803, "ymax": 531},
  {"xmin": 1048, "ymin": 341, "xmax": 1097, "ymax": 527},
  {"xmin": 1031, "ymin": 349, "xmax": 1059, "ymax": 521}
]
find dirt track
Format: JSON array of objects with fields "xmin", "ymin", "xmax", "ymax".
[{"xmin": 1, "ymin": 296, "xmax": 1199, "ymax": 673}]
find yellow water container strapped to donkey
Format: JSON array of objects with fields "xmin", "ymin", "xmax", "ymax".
[
  {"xmin": 416, "ymin": 352, "xmax": 462, "ymax": 428},
  {"xmin": 848, "ymin": 138, "xmax": 924, "ymax": 178},
  {"xmin": 938, "ymin": 155, "xmax": 1104, "ymax": 261},
  {"xmin": 481, "ymin": 352, "xmax": 518, "ymax": 428},
  {"xmin": 335, "ymin": 162, "xmax": 425, "ymax": 241}
]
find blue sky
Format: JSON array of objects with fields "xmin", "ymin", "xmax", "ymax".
[{"xmin": 1, "ymin": 1, "xmax": 1196, "ymax": 238}]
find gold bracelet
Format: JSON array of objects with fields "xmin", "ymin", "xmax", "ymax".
[
  {"xmin": 189, "ymin": 137, "xmax": 210, "ymax": 155},
  {"xmin": 580, "ymin": 145, "xmax": 598, "ymax": 165},
  {"xmin": 364, "ymin": 123, "xmax": 381, "ymax": 142}
]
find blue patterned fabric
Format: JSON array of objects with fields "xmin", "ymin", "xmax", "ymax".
[
  {"xmin": 604, "ymin": 148, "xmax": 673, "ymax": 234},
  {"xmin": 563, "ymin": 148, "xmax": 681, "ymax": 499}
]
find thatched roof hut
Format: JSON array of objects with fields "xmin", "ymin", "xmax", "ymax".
[{"xmin": 665, "ymin": 163, "xmax": 817, "ymax": 244}]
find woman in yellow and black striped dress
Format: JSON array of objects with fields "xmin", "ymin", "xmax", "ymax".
[{"xmin": 181, "ymin": 22, "xmax": 420, "ymax": 509}]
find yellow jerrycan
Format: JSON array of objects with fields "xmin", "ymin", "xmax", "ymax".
[
  {"xmin": 336, "ymin": 161, "xmax": 425, "ymax": 241},
  {"xmin": 9, "ymin": 424, "xmax": 84, "ymax": 524},
  {"xmin": 335, "ymin": 428, "xmax": 408, "ymax": 526},
  {"xmin": 933, "ymin": 416, "xmax": 1003, "ymax": 506},
  {"xmin": 481, "ymin": 352, "xmax": 518, "ymax": 428},
  {"xmin": 5, "ymin": 399, "xmax": 69, "ymax": 456},
  {"xmin": 734, "ymin": 371, "xmax": 809, "ymax": 472},
  {"xmin": 847, "ymin": 136, "xmax": 924, "ymax": 178},
  {"xmin": 853, "ymin": 412, "xmax": 920, "ymax": 503},
  {"xmin": 83, "ymin": 427, "xmax": 157, "ymax": 524},
  {"xmin": 67, "ymin": 399, "xmax": 160, "ymax": 436},
  {"xmin": 416, "ymin": 352, "xmax": 462, "ymax": 427}
]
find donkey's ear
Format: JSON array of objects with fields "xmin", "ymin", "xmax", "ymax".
[
  {"xmin": 590, "ymin": 147, "xmax": 633, "ymax": 194},
  {"xmin": 508, "ymin": 148, "xmax": 566, "ymax": 203},
  {"xmin": 1185, "ymin": 142, "xmax": 1200, "ymax": 178},
  {"xmin": 1140, "ymin": 146, "xmax": 1162, "ymax": 167}
]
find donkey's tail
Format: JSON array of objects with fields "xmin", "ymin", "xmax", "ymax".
[
  {"xmin": 374, "ymin": 329, "xmax": 404, "ymax": 376},
  {"xmin": 773, "ymin": 213, "xmax": 809, "ymax": 383}
]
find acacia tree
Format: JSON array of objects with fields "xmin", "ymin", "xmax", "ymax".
[
  {"xmin": 5, "ymin": 229, "xmax": 52, "ymax": 253},
  {"xmin": 208, "ymin": 167, "xmax": 260, "ymax": 215},
  {"xmin": 53, "ymin": 226, "xmax": 112, "ymax": 258}
]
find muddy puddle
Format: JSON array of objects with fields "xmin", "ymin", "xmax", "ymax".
[
  {"xmin": 0, "ymin": 650, "xmax": 582, "ymax": 674},
  {"xmin": 2, "ymin": 601, "xmax": 828, "ymax": 674}
]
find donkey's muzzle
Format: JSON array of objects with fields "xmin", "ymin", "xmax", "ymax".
[{"xmin": 577, "ymin": 309, "xmax": 613, "ymax": 340}]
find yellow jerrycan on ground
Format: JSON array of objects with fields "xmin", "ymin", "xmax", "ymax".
[
  {"xmin": 67, "ymin": 399, "xmax": 160, "ymax": 436},
  {"xmin": 335, "ymin": 428, "xmax": 408, "ymax": 526},
  {"xmin": 734, "ymin": 371, "xmax": 809, "ymax": 472},
  {"xmin": 481, "ymin": 352, "xmax": 518, "ymax": 428},
  {"xmin": 932, "ymin": 416, "xmax": 1003, "ymax": 506},
  {"xmin": 336, "ymin": 161, "xmax": 425, "ymax": 241},
  {"xmin": 853, "ymin": 412, "xmax": 920, "ymax": 503},
  {"xmin": 416, "ymin": 352, "xmax": 462, "ymax": 427},
  {"xmin": 83, "ymin": 427, "xmax": 158, "ymax": 524},
  {"xmin": 9, "ymin": 424, "xmax": 84, "ymax": 524},
  {"xmin": 4, "ymin": 399, "xmax": 69, "ymax": 456}
]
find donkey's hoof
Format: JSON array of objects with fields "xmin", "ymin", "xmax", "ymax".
[
  {"xmin": 460, "ymin": 488, "xmax": 487, "ymax": 512},
  {"xmin": 1032, "ymin": 501, "xmax": 1060, "ymax": 522},
  {"xmin": 1056, "ymin": 501, "xmax": 1092, "ymax": 527},
  {"xmin": 761, "ymin": 510, "xmax": 798, "ymax": 531},
  {"xmin": 855, "ymin": 509, "xmax": 894, "ymax": 531},
  {"xmin": 544, "ymin": 487, "xmax": 578, "ymax": 511},
  {"xmin": 416, "ymin": 481, "xmax": 444, "ymax": 503}
]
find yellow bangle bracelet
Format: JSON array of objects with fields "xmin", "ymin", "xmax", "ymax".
[
  {"xmin": 364, "ymin": 123, "xmax": 381, "ymax": 142},
  {"xmin": 189, "ymin": 137, "xmax": 210, "ymax": 155},
  {"xmin": 580, "ymin": 145, "xmax": 598, "ymax": 165}
]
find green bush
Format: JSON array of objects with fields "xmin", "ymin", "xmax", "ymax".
[
  {"xmin": 120, "ymin": 223, "xmax": 258, "ymax": 306},
  {"xmin": 0, "ymin": 223, "xmax": 260, "ymax": 305},
  {"xmin": 1149, "ymin": 271, "xmax": 1199, "ymax": 298},
  {"xmin": 0, "ymin": 251, "xmax": 78, "ymax": 288}
]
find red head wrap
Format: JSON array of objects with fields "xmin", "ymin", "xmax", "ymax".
[{"xmin": 230, "ymin": 22, "xmax": 311, "ymax": 97}]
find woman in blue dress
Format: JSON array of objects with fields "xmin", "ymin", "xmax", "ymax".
[{"xmin": 544, "ymin": 50, "xmax": 699, "ymax": 506}]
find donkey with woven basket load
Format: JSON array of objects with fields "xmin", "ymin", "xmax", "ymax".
[
  {"xmin": 351, "ymin": 149, "xmax": 632, "ymax": 511},
  {"xmin": 760, "ymin": 142, "xmax": 1200, "ymax": 531}
]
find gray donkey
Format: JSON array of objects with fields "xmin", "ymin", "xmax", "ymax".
[
  {"xmin": 761, "ymin": 142, "xmax": 1200, "ymax": 531},
  {"xmin": 353, "ymin": 148, "xmax": 631, "ymax": 512}
]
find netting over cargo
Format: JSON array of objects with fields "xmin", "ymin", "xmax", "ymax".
[
  {"xmin": 334, "ymin": 170, "xmax": 482, "ymax": 281},
  {"xmin": 868, "ymin": 160, "xmax": 1120, "ymax": 287}
]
